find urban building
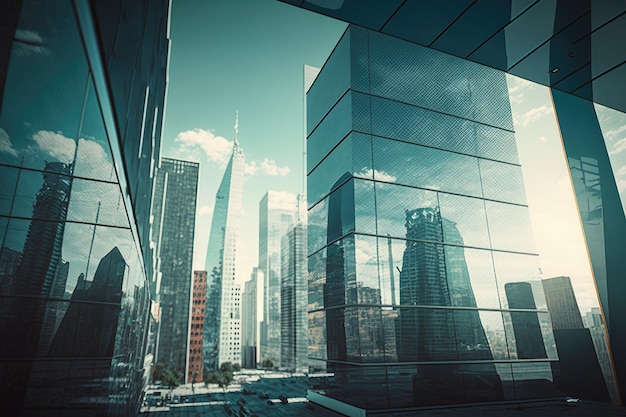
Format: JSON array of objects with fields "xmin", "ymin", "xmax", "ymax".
[
  {"xmin": 281, "ymin": 1, "xmax": 626, "ymax": 408},
  {"xmin": 280, "ymin": 221, "xmax": 308, "ymax": 372},
  {"xmin": 542, "ymin": 276, "xmax": 584, "ymax": 330},
  {"xmin": 203, "ymin": 115, "xmax": 245, "ymax": 371},
  {"xmin": 305, "ymin": 26, "xmax": 559, "ymax": 412},
  {"xmin": 541, "ymin": 276, "xmax": 612, "ymax": 402},
  {"xmin": 258, "ymin": 190, "xmax": 297, "ymax": 367},
  {"xmin": 188, "ymin": 270, "xmax": 207, "ymax": 383},
  {"xmin": 0, "ymin": 0, "xmax": 170, "ymax": 415},
  {"xmin": 242, "ymin": 268, "xmax": 262, "ymax": 369},
  {"xmin": 152, "ymin": 157, "xmax": 199, "ymax": 378}
]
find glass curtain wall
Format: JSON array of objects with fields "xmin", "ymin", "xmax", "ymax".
[
  {"xmin": 0, "ymin": 0, "xmax": 169, "ymax": 415},
  {"xmin": 307, "ymin": 26, "xmax": 559, "ymax": 410}
]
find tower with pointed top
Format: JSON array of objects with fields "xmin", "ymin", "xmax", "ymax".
[{"xmin": 203, "ymin": 113, "xmax": 245, "ymax": 371}]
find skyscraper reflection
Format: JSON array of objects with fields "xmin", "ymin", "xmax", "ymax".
[{"xmin": 397, "ymin": 207, "xmax": 503, "ymax": 404}]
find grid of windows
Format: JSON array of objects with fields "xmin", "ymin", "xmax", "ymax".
[
  {"xmin": 307, "ymin": 26, "xmax": 559, "ymax": 410},
  {"xmin": 0, "ymin": 1, "xmax": 169, "ymax": 415}
]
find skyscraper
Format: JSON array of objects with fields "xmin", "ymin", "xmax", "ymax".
[
  {"xmin": 203, "ymin": 114, "xmax": 245, "ymax": 371},
  {"xmin": 188, "ymin": 270, "xmax": 207, "ymax": 383},
  {"xmin": 258, "ymin": 190, "xmax": 297, "ymax": 367},
  {"xmin": 280, "ymin": 221, "xmax": 308, "ymax": 372},
  {"xmin": 242, "ymin": 268, "xmax": 262, "ymax": 369},
  {"xmin": 305, "ymin": 26, "xmax": 558, "ymax": 412},
  {"xmin": 152, "ymin": 157, "xmax": 199, "ymax": 378},
  {"xmin": 541, "ymin": 276, "xmax": 584, "ymax": 330}
]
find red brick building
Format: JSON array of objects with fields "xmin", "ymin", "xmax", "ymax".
[{"xmin": 188, "ymin": 270, "xmax": 206, "ymax": 383}]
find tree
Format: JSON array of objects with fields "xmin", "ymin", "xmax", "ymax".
[
  {"xmin": 205, "ymin": 363, "xmax": 235, "ymax": 399},
  {"xmin": 261, "ymin": 358, "xmax": 274, "ymax": 369}
]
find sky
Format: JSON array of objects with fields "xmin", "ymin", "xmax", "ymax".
[
  {"xmin": 162, "ymin": 0, "xmax": 346, "ymax": 280},
  {"xmin": 160, "ymin": 0, "xmax": 626, "ymax": 314}
]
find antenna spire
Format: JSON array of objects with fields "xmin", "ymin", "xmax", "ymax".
[{"xmin": 234, "ymin": 110, "xmax": 239, "ymax": 148}]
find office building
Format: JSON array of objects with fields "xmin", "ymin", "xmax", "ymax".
[
  {"xmin": 280, "ymin": 222, "xmax": 308, "ymax": 372},
  {"xmin": 0, "ymin": 0, "xmax": 170, "ymax": 415},
  {"xmin": 542, "ymin": 276, "xmax": 584, "ymax": 330},
  {"xmin": 188, "ymin": 270, "xmax": 207, "ymax": 383},
  {"xmin": 305, "ymin": 26, "xmax": 559, "ymax": 412},
  {"xmin": 242, "ymin": 268, "xmax": 262, "ymax": 369},
  {"xmin": 203, "ymin": 116, "xmax": 245, "ymax": 370},
  {"xmin": 258, "ymin": 190, "xmax": 297, "ymax": 367},
  {"xmin": 152, "ymin": 157, "xmax": 199, "ymax": 378},
  {"xmin": 282, "ymin": 1, "xmax": 626, "ymax": 407}
]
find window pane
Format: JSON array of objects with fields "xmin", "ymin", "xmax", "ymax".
[{"xmin": 0, "ymin": 0, "xmax": 88, "ymax": 170}]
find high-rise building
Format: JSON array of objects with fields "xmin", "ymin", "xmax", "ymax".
[
  {"xmin": 188, "ymin": 270, "xmax": 207, "ymax": 383},
  {"xmin": 0, "ymin": 0, "xmax": 170, "ymax": 415},
  {"xmin": 280, "ymin": 221, "xmax": 308, "ymax": 372},
  {"xmin": 203, "ymin": 115, "xmax": 245, "ymax": 371},
  {"xmin": 305, "ymin": 26, "xmax": 559, "ymax": 412},
  {"xmin": 152, "ymin": 157, "xmax": 199, "ymax": 378},
  {"xmin": 542, "ymin": 276, "xmax": 584, "ymax": 330},
  {"xmin": 282, "ymin": 1, "xmax": 626, "ymax": 407},
  {"xmin": 258, "ymin": 190, "xmax": 297, "ymax": 367},
  {"xmin": 242, "ymin": 268, "xmax": 262, "ymax": 369}
]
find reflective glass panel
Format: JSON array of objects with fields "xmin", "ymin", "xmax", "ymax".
[
  {"xmin": 67, "ymin": 178, "xmax": 129, "ymax": 227},
  {"xmin": 445, "ymin": 247, "xmax": 499, "ymax": 309},
  {"xmin": 0, "ymin": 165, "xmax": 19, "ymax": 216},
  {"xmin": 479, "ymin": 159, "xmax": 527, "ymax": 205},
  {"xmin": 485, "ymin": 201, "xmax": 536, "ymax": 253},
  {"xmin": 74, "ymin": 78, "xmax": 117, "ymax": 182},
  {"xmin": 0, "ymin": 0, "xmax": 88, "ymax": 170},
  {"xmin": 375, "ymin": 182, "xmax": 438, "ymax": 240},
  {"xmin": 439, "ymin": 193, "xmax": 490, "ymax": 249},
  {"xmin": 493, "ymin": 251, "xmax": 544, "ymax": 309},
  {"xmin": 372, "ymin": 137, "xmax": 483, "ymax": 198},
  {"xmin": 511, "ymin": 362, "xmax": 557, "ymax": 399},
  {"xmin": 395, "ymin": 307, "xmax": 458, "ymax": 361}
]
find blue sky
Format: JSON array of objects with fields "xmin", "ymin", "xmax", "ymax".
[
  {"xmin": 160, "ymin": 0, "xmax": 626, "ymax": 315},
  {"xmin": 162, "ymin": 0, "xmax": 346, "ymax": 277}
]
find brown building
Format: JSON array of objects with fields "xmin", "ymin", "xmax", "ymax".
[{"xmin": 188, "ymin": 270, "xmax": 207, "ymax": 383}]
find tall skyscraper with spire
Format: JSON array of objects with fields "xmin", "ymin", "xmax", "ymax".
[{"xmin": 203, "ymin": 113, "xmax": 245, "ymax": 371}]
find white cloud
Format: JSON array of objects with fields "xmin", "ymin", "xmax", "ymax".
[
  {"xmin": 507, "ymin": 76, "xmax": 535, "ymax": 105},
  {"xmin": 75, "ymin": 138, "xmax": 115, "ymax": 179},
  {"xmin": 0, "ymin": 128, "xmax": 17, "ymax": 156},
  {"xmin": 356, "ymin": 168, "xmax": 397, "ymax": 182},
  {"xmin": 617, "ymin": 179, "xmax": 626, "ymax": 193},
  {"xmin": 13, "ymin": 29, "xmax": 48, "ymax": 55},
  {"xmin": 609, "ymin": 138, "xmax": 626, "ymax": 156},
  {"xmin": 32, "ymin": 130, "xmax": 75, "ymax": 163},
  {"xmin": 174, "ymin": 128, "xmax": 233, "ymax": 167},
  {"xmin": 513, "ymin": 104, "xmax": 552, "ymax": 127},
  {"xmin": 174, "ymin": 128, "xmax": 290, "ymax": 177},
  {"xmin": 245, "ymin": 158, "xmax": 290, "ymax": 177},
  {"xmin": 604, "ymin": 124, "xmax": 626, "ymax": 142}
]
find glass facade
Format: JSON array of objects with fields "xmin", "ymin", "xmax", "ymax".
[
  {"xmin": 258, "ymin": 190, "xmax": 297, "ymax": 367},
  {"xmin": 281, "ymin": 222, "xmax": 308, "ymax": 372},
  {"xmin": 0, "ymin": 0, "xmax": 170, "ymax": 415},
  {"xmin": 307, "ymin": 26, "xmax": 559, "ymax": 410},
  {"xmin": 152, "ymin": 157, "xmax": 198, "ymax": 379},
  {"xmin": 203, "ymin": 137, "xmax": 245, "ymax": 371}
]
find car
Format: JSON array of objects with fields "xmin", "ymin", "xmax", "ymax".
[
  {"xmin": 566, "ymin": 397, "xmax": 582, "ymax": 403},
  {"xmin": 266, "ymin": 400, "xmax": 274, "ymax": 405},
  {"xmin": 279, "ymin": 395, "xmax": 288, "ymax": 404}
]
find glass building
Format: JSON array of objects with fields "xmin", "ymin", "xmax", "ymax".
[
  {"xmin": 203, "ymin": 119, "xmax": 245, "ymax": 371},
  {"xmin": 306, "ymin": 26, "xmax": 560, "ymax": 412},
  {"xmin": 284, "ymin": 0, "xmax": 626, "ymax": 409},
  {"xmin": 0, "ymin": 0, "xmax": 170, "ymax": 415},
  {"xmin": 280, "ymin": 221, "xmax": 308, "ymax": 373},
  {"xmin": 151, "ymin": 157, "xmax": 198, "ymax": 379},
  {"xmin": 258, "ymin": 190, "xmax": 297, "ymax": 367},
  {"xmin": 241, "ymin": 268, "xmax": 261, "ymax": 369}
]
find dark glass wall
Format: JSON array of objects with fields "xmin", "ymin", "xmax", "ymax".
[
  {"xmin": 151, "ymin": 158, "xmax": 198, "ymax": 379},
  {"xmin": 0, "ymin": 0, "xmax": 170, "ymax": 415},
  {"xmin": 307, "ymin": 26, "xmax": 559, "ymax": 411}
]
